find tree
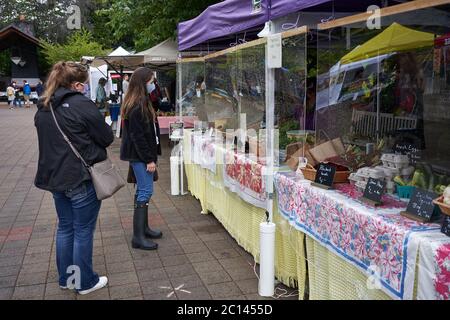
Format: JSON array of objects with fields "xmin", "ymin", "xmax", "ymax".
[
  {"xmin": 0, "ymin": 0, "xmax": 76, "ymax": 42},
  {"xmin": 97, "ymin": 0, "xmax": 220, "ymax": 51},
  {"xmin": 41, "ymin": 29, "xmax": 108, "ymax": 65}
]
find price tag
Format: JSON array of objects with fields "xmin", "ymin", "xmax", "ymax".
[
  {"xmin": 401, "ymin": 188, "xmax": 439, "ymax": 223},
  {"xmin": 361, "ymin": 177, "xmax": 386, "ymax": 206},
  {"xmin": 312, "ymin": 163, "xmax": 336, "ymax": 190}
]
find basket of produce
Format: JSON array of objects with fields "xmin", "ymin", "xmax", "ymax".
[
  {"xmin": 301, "ymin": 163, "xmax": 351, "ymax": 183},
  {"xmin": 433, "ymin": 186, "xmax": 450, "ymax": 216}
]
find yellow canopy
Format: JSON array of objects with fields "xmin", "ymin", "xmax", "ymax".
[{"xmin": 340, "ymin": 23, "xmax": 435, "ymax": 65}]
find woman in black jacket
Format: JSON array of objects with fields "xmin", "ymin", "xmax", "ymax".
[
  {"xmin": 120, "ymin": 67, "xmax": 162, "ymax": 250},
  {"xmin": 35, "ymin": 62, "xmax": 114, "ymax": 295}
]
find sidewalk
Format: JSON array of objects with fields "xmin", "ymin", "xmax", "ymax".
[{"xmin": 0, "ymin": 104, "xmax": 297, "ymax": 300}]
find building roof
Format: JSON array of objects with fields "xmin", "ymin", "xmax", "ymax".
[{"xmin": 0, "ymin": 25, "xmax": 41, "ymax": 51}]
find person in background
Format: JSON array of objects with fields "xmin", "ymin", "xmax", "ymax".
[
  {"xmin": 96, "ymin": 77, "xmax": 108, "ymax": 117},
  {"xmin": 23, "ymin": 80, "xmax": 32, "ymax": 108},
  {"xmin": 36, "ymin": 80, "xmax": 44, "ymax": 98},
  {"xmin": 120, "ymin": 67, "xmax": 162, "ymax": 250},
  {"xmin": 34, "ymin": 61, "xmax": 114, "ymax": 295},
  {"xmin": 12, "ymin": 81, "xmax": 22, "ymax": 108},
  {"xmin": 122, "ymin": 74, "xmax": 129, "ymax": 96},
  {"xmin": 6, "ymin": 83, "xmax": 15, "ymax": 109}
]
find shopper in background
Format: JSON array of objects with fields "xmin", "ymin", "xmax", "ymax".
[
  {"xmin": 120, "ymin": 67, "xmax": 162, "ymax": 251},
  {"xmin": 96, "ymin": 77, "xmax": 108, "ymax": 117},
  {"xmin": 6, "ymin": 83, "xmax": 15, "ymax": 109},
  {"xmin": 34, "ymin": 61, "xmax": 114, "ymax": 295},
  {"xmin": 12, "ymin": 81, "xmax": 22, "ymax": 108},
  {"xmin": 23, "ymin": 80, "xmax": 32, "ymax": 108},
  {"xmin": 122, "ymin": 74, "xmax": 130, "ymax": 95},
  {"xmin": 36, "ymin": 80, "xmax": 44, "ymax": 98}
]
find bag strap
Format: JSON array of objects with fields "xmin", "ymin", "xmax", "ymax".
[{"xmin": 49, "ymin": 103, "xmax": 90, "ymax": 168}]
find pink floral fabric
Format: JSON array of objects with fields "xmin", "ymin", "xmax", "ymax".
[
  {"xmin": 275, "ymin": 172, "xmax": 441, "ymax": 299},
  {"xmin": 223, "ymin": 150, "xmax": 267, "ymax": 209},
  {"xmin": 434, "ymin": 243, "xmax": 450, "ymax": 300}
]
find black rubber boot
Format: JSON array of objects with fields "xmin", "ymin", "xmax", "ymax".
[
  {"xmin": 131, "ymin": 202, "xmax": 158, "ymax": 250},
  {"xmin": 135, "ymin": 194, "xmax": 162, "ymax": 239}
]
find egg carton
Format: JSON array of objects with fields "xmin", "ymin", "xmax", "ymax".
[
  {"xmin": 381, "ymin": 153, "xmax": 410, "ymax": 169},
  {"xmin": 349, "ymin": 173, "xmax": 364, "ymax": 185},
  {"xmin": 355, "ymin": 167, "xmax": 386, "ymax": 181},
  {"xmin": 375, "ymin": 166, "xmax": 400, "ymax": 178},
  {"xmin": 355, "ymin": 180, "xmax": 368, "ymax": 193}
]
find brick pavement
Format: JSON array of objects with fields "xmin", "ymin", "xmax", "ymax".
[{"xmin": 0, "ymin": 103, "xmax": 297, "ymax": 300}]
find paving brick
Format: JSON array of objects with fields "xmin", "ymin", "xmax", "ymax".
[
  {"xmin": 192, "ymin": 260, "xmax": 224, "ymax": 274},
  {"xmin": 198, "ymin": 270, "xmax": 232, "ymax": 285},
  {"xmin": 186, "ymin": 251, "xmax": 216, "ymax": 263},
  {"xmin": 206, "ymin": 282, "xmax": 243, "ymax": 299},
  {"xmin": 133, "ymin": 257, "xmax": 163, "ymax": 271},
  {"xmin": 12, "ymin": 284, "xmax": 45, "ymax": 300},
  {"xmin": 161, "ymin": 254, "xmax": 189, "ymax": 267},
  {"xmin": 137, "ymin": 268, "xmax": 167, "ymax": 282},
  {"xmin": 235, "ymin": 278, "xmax": 259, "ymax": 294},
  {"xmin": 164, "ymin": 264, "xmax": 196, "ymax": 279},
  {"xmin": 176, "ymin": 285, "xmax": 212, "ymax": 300},
  {"xmin": 170, "ymin": 274, "xmax": 204, "ymax": 290},
  {"xmin": 106, "ymin": 260, "xmax": 136, "ymax": 274},
  {"xmin": 109, "ymin": 283, "xmax": 142, "ymax": 300},
  {"xmin": 0, "ymin": 275, "xmax": 17, "ymax": 288},
  {"xmin": 108, "ymin": 271, "xmax": 139, "ymax": 287},
  {"xmin": 0, "ymin": 287, "xmax": 14, "ymax": 299},
  {"xmin": 16, "ymin": 271, "xmax": 47, "ymax": 286},
  {"xmin": 140, "ymin": 279, "xmax": 173, "ymax": 296}
]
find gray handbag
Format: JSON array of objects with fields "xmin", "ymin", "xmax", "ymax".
[{"xmin": 50, "ymin": 103, "xmax": 125, "ymax": 200}]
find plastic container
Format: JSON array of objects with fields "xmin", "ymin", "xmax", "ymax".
[{"xmin": 396, "ymin": 185, "xmax": 416, "ymax": 199}]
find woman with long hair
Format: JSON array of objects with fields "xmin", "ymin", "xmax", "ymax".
[
  {"xmin": 35, "ymin": 61, "xmax": 114, "ymax": 295},
  {"xmin": 120, "ymin": 67, "xmax": 162, "ymax": 250}
]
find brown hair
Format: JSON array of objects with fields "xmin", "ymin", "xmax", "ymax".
[
  {"xmin": 41, "ymin": 61, "xmax": 88, "ymax": 108},
  {"xmin": 121, "ymin": 67, "xmax": 155, "ymax": 121}
]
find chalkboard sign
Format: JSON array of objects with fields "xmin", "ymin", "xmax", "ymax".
[
  {"xmin": 441, "ymin": 216, "xmax": 450, "ymax": 237},
  {"xmin": 312, "ymin": 163, "xmax": 336, "ymax": 189},
  {"xmin": 394, "ymin": 142, "xmax": 422, "ymax": 164},
  {"xmin": 401, "ymin": 188, "xmax": 438, "ymax": 222},
  {"xmin": 361, "ymin": 178, "xmax": 386, "ymax": 206}
]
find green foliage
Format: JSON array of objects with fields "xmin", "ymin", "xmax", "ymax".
[
  {"xmin": 41, "ymin": 29, "xmax": 108, "ymax": 66},
  {"xmin": 98, "ymin": 0, "xmax": 220, "ymax": 51},
  {"xmin": 0, "ymin": 50, "xmax": 11, "ymax": 76}
]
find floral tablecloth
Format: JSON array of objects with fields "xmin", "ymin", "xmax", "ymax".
[
  {"xmin": 223, "ymin": 150, "xmax": 268, "ymax": 210},
  {"xmin": 417, "ymin": 232, "xmax": 450, "ymax": 300},
  {"xmin": 274, "ymin": 171, "xmax": 447, "ymax": 300}
]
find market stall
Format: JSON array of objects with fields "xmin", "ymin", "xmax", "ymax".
[{"xmin": 178, "ymin": 0, "xmax": 450, "ymax": 300}]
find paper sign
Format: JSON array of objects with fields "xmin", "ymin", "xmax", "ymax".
[{"xmin": 268, "ymin": 34, "xmax": 282, "ymax": 69}]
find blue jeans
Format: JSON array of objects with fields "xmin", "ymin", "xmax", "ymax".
[
  {"xmin": 130, "ymin": 162, "xmax": 154, "ymax": 203},
  {"xmin": 52, "ymin": 181, "xmax": 101, "ymax": 291},
  {"xmin": 14, "ymin": 97, "xmax": 22, "ymax": 107}
]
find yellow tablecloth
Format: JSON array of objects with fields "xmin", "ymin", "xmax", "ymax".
[{"xmin": 183, "ymin": 130, "xmax": 416, "ymax": 300}]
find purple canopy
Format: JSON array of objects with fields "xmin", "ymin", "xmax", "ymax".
[
  {"xmin": 178, "ymin": 0, "xmax": 333, "ymax": 51},
  {"xmin": 178, "ymin": 0, "xmax": 398, "ymax": 51},
  {"xmin": 178, "ymin": 0, "xmax": 269, "ymax": 52}
]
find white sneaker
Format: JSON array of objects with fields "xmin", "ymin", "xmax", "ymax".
[{"xmin": 78, "ymin": 276, "xmax": 108, "ymax": 295}]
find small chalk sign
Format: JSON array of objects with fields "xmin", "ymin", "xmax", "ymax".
[
  {"xmin": 441, "ymin": 216, "xmax": 450, "ymax": 237},
  {"xmin": 401, "ymin": 188, "xmax": 439, "ymax": 223},
  {"xmin": 394, "ymin": 142, "xmax": 421, "ymax": 165},
  {"xmin": 361, "ymin": 177, "xmax": 386, "ymax": 206},
  {"xmin": 312, "ymin": 163, "xmax": 336, "ymax": 190}
]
